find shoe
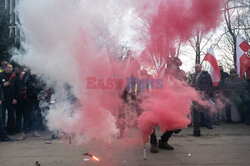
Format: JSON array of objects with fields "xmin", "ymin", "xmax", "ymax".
[
  {"xmin": 17, "ymin": 133, "xmax": 27, "ymax": 141},
  {"xmin": 193, "ymin": 128, "xmax": 201, "ymax": 137},
  {"xmin": 1, "ymin": 137, "xmax": 13, "ymax": 142},
  {"xmin": 159, "ymin": 141, "xmax": 174, "ymax": 150},
  {"xmin": 227, "ymin": 120, "xmax": 234, "ymax": 124},
  {"xmin": 33, "ymin": 131, "xmax": 40, "ymax": 137},
  {"xmin": 150, "ymin": 144, "xmax": 158, "ymax": 153}
]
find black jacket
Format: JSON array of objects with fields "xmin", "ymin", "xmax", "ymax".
[
  {"xmin": 218, "ymin": 71, "xmax": 229, "ymax": 89},
  {"xmin": 0, "ymin": 72, "xmax": 17, "ymax": 102},
  {"xmin": 194, "ymin": 71, "xmax": 213, "ymax": 96},
  {"xmin": 25, "ymin": 74, "xmax": 44, "ymax": 103},
  {"xmin": 16, "ymin": 77, "xmax": 27, "ymax": 102},
  {"xmin": 0, "ymin": 84, "xmax": 4, "ymax": 101}
]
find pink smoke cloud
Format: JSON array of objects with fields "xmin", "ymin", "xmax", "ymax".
[{"xmin": 137, "ymin": 0, "xmax": 223, "ymax": 140}]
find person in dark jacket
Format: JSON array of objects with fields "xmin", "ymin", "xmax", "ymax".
[
  {"xmin": 18, "ymin": 71, "xmax": 42, "ymax": 140},
  {"xmin": 0, "ymin": 63, "xmax": 18, "ymax": 135},
  {"xmin": 192, "ymin": 64, "xmax": 213, "ymax": 136},
  {"xmin": 216, "ymin": 66, "xmax": 232, "ymax": 123},
  {"xmin": 0, "ymin": 84, "xmax": 12, "ymax": 141},
  {"xmin": 217, "ymin": 65, "xmax": 229, "ymax": 89},
  {"xmin": 223, "ymin": 69, "xmax": 250, "ymax": 123},
  {"xmin": 193, "ymin": 64, "xmax": 213, "ymax": 96},
  {"xmin": 15, "ymin": 71, "xmax": 28, "ymax": 134},
  {"xmin": 27, "ymin": 72, "xmax": 45, "ymax": 132}
]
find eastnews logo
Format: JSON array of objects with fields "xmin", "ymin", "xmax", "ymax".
[{"xmin": 86, "ymin": 77, "xmax": 163, "ymax": 90}]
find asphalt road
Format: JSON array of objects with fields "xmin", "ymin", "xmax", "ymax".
[{"xmin": 0, "ymin": 123, "xmax": 250, "ymax": 166}]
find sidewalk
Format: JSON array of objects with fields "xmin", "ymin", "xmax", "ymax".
[{"xmin": 0, "ymin": 123, "xmax": 250, "ymax": 166}]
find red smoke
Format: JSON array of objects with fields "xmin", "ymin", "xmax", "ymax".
[
  {"xmin": 137, "ymin": 0, "xmax": 223, "ymax": 140},
  {"xmin": 18, "ymin": 0, "xmax": 224, "ymax": 165},
  {"xmin": 141, "ymin": 0, "xmax": 223, "ymax": 61},
  {"xmin": 72, "ymin": 30, "xmax": 142, "ymax": 142},
  {"xmin": 60, "ymin": 0, "xmax": 223, "ymax": 145},
  {"xmin": 138, "ymin": 77, "xmax": 202, "ymax": 142}
]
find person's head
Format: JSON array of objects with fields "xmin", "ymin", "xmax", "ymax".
[
  {"xmin": 20, "ymin": 71, "xmax": 25, "ymax": 80},
  {"xmin": 195, "ymin": 64, "xmax": 202, "ymax": 73},
  {"xmin": 178, "ymin": 70, "xmax": 186, "ymax": 80},
  {"xmin": 1, "ymin": 60, "xmax": 8, "ymax": 68},
  {"xmin": 190, "ymin": 73, "xmax": 195, "ymax": 79},
  {"xmin": 14, "ymin": 67, "xmax": 21, "ymax": 75},
  {"xmin": 230, "ymin": 69, "xmax": 237, "ymax": 77},
  {"xmin": 5, "ymin": 64, "xmax": 13, "ymax": 74},
  {"xmin": 173, "ymin": 57, "xmax": 182, "ymax": 66},
  {"xmin": 219, "ymin": 65, "xmax": 223, "ymax": 72}
]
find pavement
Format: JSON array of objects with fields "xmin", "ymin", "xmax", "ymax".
[{"xmin": 0, "ymin": 123, "xmax": 250, "ymax": 166}]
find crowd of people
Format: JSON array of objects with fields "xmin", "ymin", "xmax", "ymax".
[
  {"xmin": 0, "ymin": 60, "xmax": 47, "ymax": 142},
  {"xmin": 120, "ymin": 57, "xmax": 250, "ymax": 153},
  {"xmin": 193, "ymin": 64, "xmax": 249, "ymax": 124},
  {"xmin": 0, "ymin": 58, "xmax": 249, "ymax": 157}
]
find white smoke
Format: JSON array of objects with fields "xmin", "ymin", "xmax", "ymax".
[{"xmin": 14, "ymin": 0, "xmax": 149, "ymax": 144}]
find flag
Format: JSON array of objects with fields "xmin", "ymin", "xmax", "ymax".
[
  {"xmin": 236, "ymin": 34, "xmax": 250, "ymax": 79},
  {"xmin": 203, "ymin": 47, "xmax": 221, "ymax": 87},
  {"xmin": 157, "ymin": 59, "xmax": 167, "ymax": 78}
]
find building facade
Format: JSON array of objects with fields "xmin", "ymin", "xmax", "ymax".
[{"xmin": 3, "ymin": 0, "xmax": 20, "ymax": 42}]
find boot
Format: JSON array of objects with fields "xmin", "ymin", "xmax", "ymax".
[
  {"xmin": 159, "ymin": 140, "xmax": 174, "ymax": 150},
  {"xmin": 150, "ymin": 144, "xmax": 158, "ymax": 153},
  {"xmin": 193, "ymin": 128, "xmax": 201, "ymax": 137}
]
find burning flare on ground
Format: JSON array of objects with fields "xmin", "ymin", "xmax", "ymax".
[{"xmin": 83, "ymin": 153, "xmax": 100, "ymax": 162}]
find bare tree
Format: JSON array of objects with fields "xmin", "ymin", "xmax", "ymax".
[
  {"xmin": 218, "ymin": 0, "xmax": 250, "ymax": 69},
  {"xmin": 0, "ymin": 1, "xmax": 14, "ymax": 61},
  {"xmin": 188, "ymin": 28, "xmax": 215, "ymax": 67}
]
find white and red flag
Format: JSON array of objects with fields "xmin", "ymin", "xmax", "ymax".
[
  {"xmin": 236, "ymin": 34, "xmax": 250, "ymax": 79},
  {"xmin": 203, "ymin": 47, "xmax": 221, "ymax": 87}
]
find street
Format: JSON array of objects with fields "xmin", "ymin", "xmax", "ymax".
[{"xmin": 1, "ymin": 123, "xmax": 250, "ymax": 166}]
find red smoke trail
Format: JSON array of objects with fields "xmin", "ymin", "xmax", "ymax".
[
  {"xmin": 48, "ymin": 0, "xmax": 223, "ymax": 146},
  {"xmin": 139, "ymin": 0, "xmax": 223, "ymax": 66},
  {"xmin": 72, "ymin": 28, "xmax": 142, "ymax": 142},
  {"xmin": 138, "ymin": 0, "xmax": 223, "ymax": 140},
  {"xmin": 138, "ymin": 78, "xmax": 201, "ymax": 142}
]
